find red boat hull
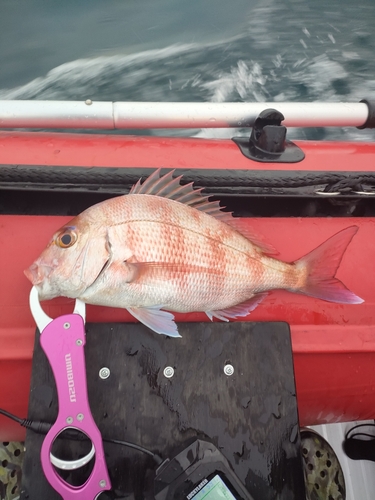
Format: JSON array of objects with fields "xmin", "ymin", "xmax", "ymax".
[{"xmin": 1, "ymin": 131, "xmax": 374, "ymax": 440}]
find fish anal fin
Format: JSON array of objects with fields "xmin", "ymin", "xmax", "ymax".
[
  {"xmin": 129, "ymin": 168, "xmax": 233, "ymax": 220},
  {"xmin": 206, "ymin": 293, "xmax": 268, "ymax": 321},
  {"xmin": 225, "ymin": 219, "xmax": 279, "ymax": 256},
  {"xmin": 127, "ymin": 306, "xmax": 181, "ymax": 337}
]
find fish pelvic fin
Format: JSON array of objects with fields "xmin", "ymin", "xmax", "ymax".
[
  {"xmin": 294, "ymin": 225, "xmax": 363, "ymax": 304},
  {"xmin": 127, "ymin": 305, "xmax": 182, "ymax": 338}
]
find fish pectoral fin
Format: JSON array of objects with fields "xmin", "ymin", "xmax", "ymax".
[
  {"xmin": 126, "ymin": 255, "xmax": 139, "ymax": 264},
  {"xmin": 110, "ymin": 258, "xmax": 179, "ymax": 283},
  {"xmin": 127, "ymin": 306, "xmax": 182, "ymax": 338},
  {"xmin": 206, "ymin": 293, "xmax": 268, "ymax": 321}
]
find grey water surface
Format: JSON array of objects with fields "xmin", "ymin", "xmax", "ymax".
[{"xmin": 1, "ymin": 0, "xmax": 375, "ymax": 141}]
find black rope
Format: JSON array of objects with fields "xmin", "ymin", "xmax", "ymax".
[{"xmin": 1, "ymin": 165, "xmax": 375, "ymax": 193}]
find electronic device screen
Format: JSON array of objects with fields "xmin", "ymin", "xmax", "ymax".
[
  {"xmin": 190, "ymin": 474, "xmax": 237, "ymax": 500},
  {"xmin": 154, "ymin": 439, "xmax": 253, "ymax": 499}
]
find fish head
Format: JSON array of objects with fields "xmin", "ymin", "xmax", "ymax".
[{"xmin": 24, "ymin": 214, "xmax": 110, "ymax": 300}]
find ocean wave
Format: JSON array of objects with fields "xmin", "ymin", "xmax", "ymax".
[
  {"xmin": 0, "ymin": 43, "xmax": 201, "ymax": 101},
  {"xmin": 1, "ymin": 31, "xmax": 374, "ymax": 142}
]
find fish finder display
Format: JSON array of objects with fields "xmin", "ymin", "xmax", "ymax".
[
  {"xmin": 154, "ymin": 439, "xmax": 252, "ymax": 499},
  {"xmin": 190, "ymin": 474, "xmax": 237, "ymax": 500}
]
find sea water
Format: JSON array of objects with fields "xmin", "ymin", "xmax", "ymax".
[{"xmin": 1, "ymin": 0, "xmax": 375, "ymax": 141}]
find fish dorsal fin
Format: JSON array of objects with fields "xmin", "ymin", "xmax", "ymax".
[
  {"xmin": 224, "ymin": 218, "xmax": 279, "ymax": 256},
  {"xmin": 130, "ymin": 169, "xmax": 277, "ymax": 254},
  {"xmin": 130, "ymin": 168, "xmax": 233, "ymax": 221}
]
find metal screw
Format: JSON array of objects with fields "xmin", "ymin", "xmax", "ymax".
[
  {"xmin": 163, "ymin": 366, "xmax": 174, "ymax": 378},
  {"xmin": 76, "ymin": 339, "xmax": 83, "ymax": 346},
  {"xmin": 224, "ymin": 364, "xmax": 234, "ymax": 376},
  {"xmin": 99, "ymin": 479, "xmax": 106, "ymax": 488},
  {"xmin": 99, "ymin": 367, "xmax": 110, "ymax": 380},
  {"xmin": 77, "ymin": 413, "xmax": 84, "ymax": 421},
  {"xmin": 85, "ymin": 99, "xmax": 93, "ymax": 105},
  {"xmin": 63, "ymin": 322, "xmax": 70, "ymax": 329},
  {"xmin": 66, "ymin": 417, "xmax": 73, "ymax": 424}
]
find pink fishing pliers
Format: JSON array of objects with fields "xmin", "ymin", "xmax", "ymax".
[{"xmin": 29, "ymin": 286, "xmax": 111, "ymax": 499}]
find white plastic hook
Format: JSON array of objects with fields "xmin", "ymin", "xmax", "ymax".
[
  {"xmin": 73, "ymin": 298, "xmax": 86, "ymax": 321},
  {"xmin": 29, "ymin": 286, "xmax": 53, "ymax": 332},
  {"xmin": 29, "ymin": 286, "xmax": 86, "ymax": 333},
  {"xmin": 50, "ymin": 434, "xmax": 95, "ymax": 471}
]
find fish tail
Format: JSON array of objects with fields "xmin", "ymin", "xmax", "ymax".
[{"xmin": 294, "ymin": 226, "xmax": 363, "ymax": 304}]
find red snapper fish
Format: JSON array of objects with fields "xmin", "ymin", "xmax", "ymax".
[{"xmin": 24, "ymin": 169, "xmax": 363, "ymax": 337}]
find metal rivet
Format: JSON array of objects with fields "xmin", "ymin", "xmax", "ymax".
[
  {"xmin": 63, "ymin": 322, "xmax": 70, "ymax": 329},
  {"xmin": 85, "ymin": 99, "xmax": 93, "ymax": 105},
  {"xmin": 77, "ymin": 413, "xmax": 84, "ymax": 421},
  {"xmin": 224, "ymin": 364, "xmax": 234, "ymax": 376},
  {"xmin": 99, "ymin": 367, "xmax": 110, "ymax": 379},
  {"xmin": 99, "ymin": 479, "xmax": 106, "ymax": 488},
  {"xmin": 76, "ymin": 339, "xmax": 83, "ymax": 346},
  {"xmin": 66, "ymin": 417, "xmax": 73, "ymax": 424},
  {"xmin": 163, "ymin": 366, "xmax": 174, "ymax": 378}
]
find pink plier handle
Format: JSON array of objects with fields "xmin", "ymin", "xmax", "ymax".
[{"xmin": 29, "ymin": 287, "xmax": 111, "ymax": 499}]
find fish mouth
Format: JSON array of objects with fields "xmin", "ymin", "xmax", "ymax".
[{"xmin": 24, "ymin": 262, "xmax": 54, "ymax": 285}]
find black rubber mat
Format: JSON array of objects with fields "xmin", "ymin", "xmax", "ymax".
[{"xmin": 21, "ymin": 321, "xmax": 305, "ymax": 499}]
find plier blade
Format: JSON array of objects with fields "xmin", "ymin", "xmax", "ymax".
[{"xmin": 29, "ymin": 286, "xmax": 86, "ymax": 332}]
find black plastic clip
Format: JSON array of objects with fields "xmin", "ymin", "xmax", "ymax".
[
  {"xmin": 232, "ymin": 108, "xmax": 305, "ymax": 163},
  {"xmin": 357, "ymin": 99, "xmax": 375, "ymax": 129}
]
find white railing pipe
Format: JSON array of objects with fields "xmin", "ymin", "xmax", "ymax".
[{"xmin": 0, "ymin": 100, "xmax": 370, "ymax": 129}]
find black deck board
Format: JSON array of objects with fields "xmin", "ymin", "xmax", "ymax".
[{"xmin": 21, "ymin": 321, "xmax": 305, "ymax": 499}]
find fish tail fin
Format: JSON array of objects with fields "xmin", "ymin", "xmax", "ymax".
[{"xmin": 295, "ymin": 226, "xmax": 363, "ymax": 304}]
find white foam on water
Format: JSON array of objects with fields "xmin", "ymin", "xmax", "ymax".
[
  {"xmin": 0, "ymin": 43, "xmax": 202, "ymax": 100},
  {"xmin": 198, "ymin": 50, "xmax": 375, "ymax": 141},
  {"xmin": 1, "ymin": 28, "xmax": 374, "ymax": 142},
  {"xmin": 200, "ymin": 60, "xmax": 269, "ymax": 103},
  {"xmin": 290, "ymin": 54, "xmax": 349, "ymax": 97},
  {"xmin": 195, "ymin": 60, "xmax": 271, "ymax": 139}
]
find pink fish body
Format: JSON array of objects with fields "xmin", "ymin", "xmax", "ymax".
[{"xmin": 25, "ymin": 169, "xmax": 363, "ymax": 337}]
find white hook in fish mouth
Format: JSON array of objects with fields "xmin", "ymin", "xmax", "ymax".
[
  {"xmin": 29, "ymin": 286, "xmax": 86, "ymax": 333},
  {"xmin": 29, "ymin": 286, "xmax": 53, "ymax": 332}
]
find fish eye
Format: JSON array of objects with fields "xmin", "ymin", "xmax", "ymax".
[{"xmin": 56, "ymin": 229, "xmax": 77, "ymax": 248}]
